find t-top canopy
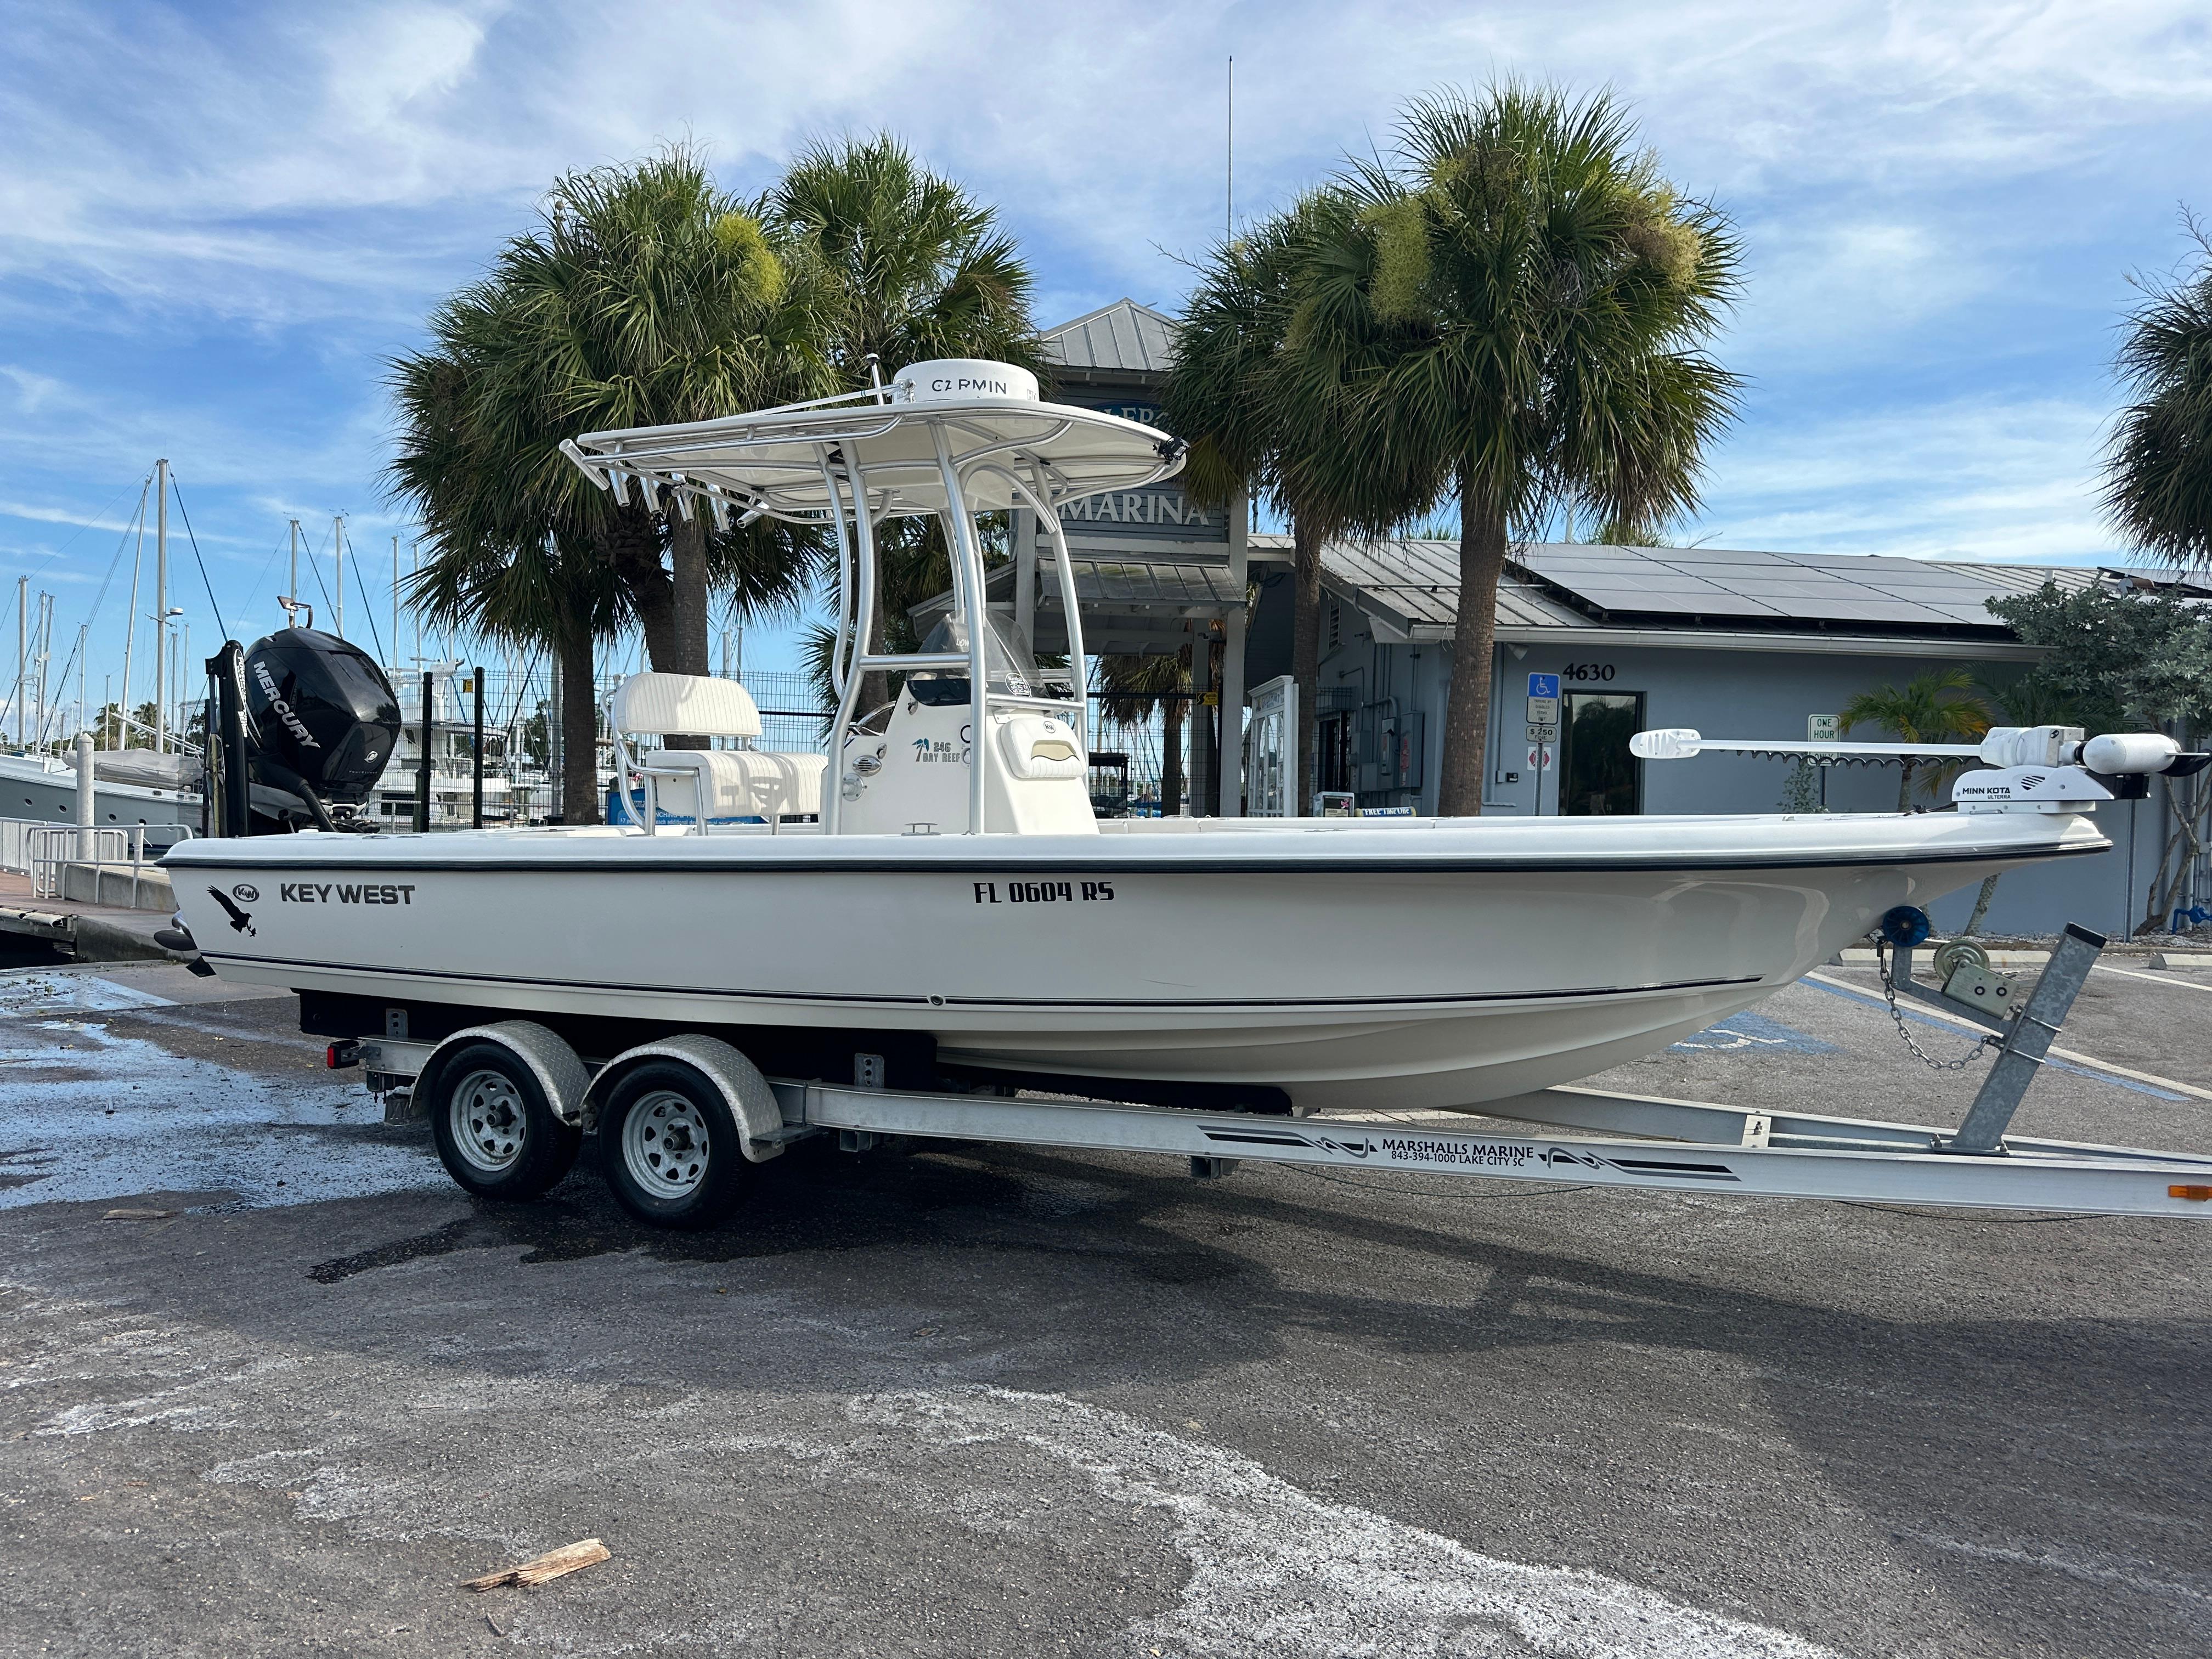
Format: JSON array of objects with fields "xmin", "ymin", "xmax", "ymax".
[{"xmin": 561, "ymin": 358, "xmax": 1184, "ymax": 526}]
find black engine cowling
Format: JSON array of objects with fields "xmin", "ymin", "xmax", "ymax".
[{"xmin": 241, "ymin": 629, "xmax": 400, "ymax": 816}]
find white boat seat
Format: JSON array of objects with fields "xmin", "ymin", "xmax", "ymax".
[
  {"xmin": 608, "ymin": 671, "xmax": 825, "ymax": 828},
  {"xmin": 609, "ymin": 672, "xmax": 762, "ymax": 741},
  {"xmin": 996, "ymin": 715, "xmax": 1087, "ymax": 781},
  {"xmin": 649, "ymin": 748, "xmax": 828, "ymax": 822}
]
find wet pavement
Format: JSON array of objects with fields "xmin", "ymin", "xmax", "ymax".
[{"xmin": 1, "ymin": 958, "xmax": 2208, "ymax": 1657}]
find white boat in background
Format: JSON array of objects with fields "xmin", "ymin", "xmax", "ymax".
[
  {"xmin": 161, "ymin": 357, "xmax": 2177, "ymax": 1113},
  {"xmin": 369, "ymin": 666, "xmax": 528, "ymax": 827},
  {"xmin": 0, "ymin": 748, "xmax": 201, "ymax": 845}
]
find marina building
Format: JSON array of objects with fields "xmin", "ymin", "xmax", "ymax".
[{"xmin": 944, "ymin": 300, "xmax": 2206, "ymax": 939}]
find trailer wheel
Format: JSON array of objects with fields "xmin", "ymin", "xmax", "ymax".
[
  {"xmin": 427, "ymin": 1043, "xmax": 581, "ymax": 1200},
  {"xmin": 596, "ymin": 1061, "xmax": 751, "ymax": 1230}
]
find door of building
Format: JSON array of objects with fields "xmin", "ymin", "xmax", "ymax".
[
  {"xmin": 1561, "ymin": 691, "xmax": 1644, "ymax": 815},
  {"xmin": 1244, "ymin": 675, "xmax": 1296, "ymax": 817}
]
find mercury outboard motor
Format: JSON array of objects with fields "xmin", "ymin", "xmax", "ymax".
[{"xmin": 215, "ymin": 629, "xmax": 400, "ymax": 832}]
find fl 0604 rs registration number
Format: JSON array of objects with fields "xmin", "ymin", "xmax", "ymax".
[{"xmin": 973, "ymin": 879, "xmax": 1114, "ymax": 905}]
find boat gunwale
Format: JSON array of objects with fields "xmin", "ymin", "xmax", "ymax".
[{"xmin": 161, "ymin": 841, "xmax": 2108, "ymax": 878}]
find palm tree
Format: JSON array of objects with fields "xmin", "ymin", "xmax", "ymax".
[
  {"xmin": 1166, "ymin": 195, "xmax": 1363, "ymax": 815},
  {"xmin": 388, "ymin": 283, "xmax": 619, "ymax": 822},
  {"xmin": 2103, "ymin": 225, "xmax": 2212, "ymax": 567},
  {"xmin": 771, "ymin": 135, "xmax": 1042, "ymax": 383},
  {"xmin": 1840, "ymin": 667, "xmax": 1992, "ymax": 812},
  {"xmin": 498, "ymin": 146, "xmax": 832, "ymax": 677},
  {"xmin": 770, "ymin": 136, "xmax": 1043, "ymax": 714},
  {"xmin": 1293, "ymin": 84, "xmax": 1743, "ymax": 813}
]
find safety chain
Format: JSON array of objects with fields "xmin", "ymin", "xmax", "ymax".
[{"xmin": 1874, "ymin": 938, "xmax": 1999, "ymax": 1071}]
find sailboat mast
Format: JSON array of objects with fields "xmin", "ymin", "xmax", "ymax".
[
  {"xmin": 120, "ymin": 481, "xmax": 145, "ymax": 749},
  {"xmin": 333, "ymin": 514, "xmax": 345, "ymax": 639},
  {"xmin": 34, "ymin": 592, "xmax": 51, "ymax": 747},
  {"xmin": 13, "ymin": 575, "xmax": 24, "ymax": 749},
  {"xmin": 155, "ymin": 456, "xmax": 168, "ymax": 754},
  {"xmin": 289, "ymin": 518, "xmax": 300, "ymax": 617},
  {"xmin": 392, "ymin": 535, "xmax": 400, "ymax": 674}
]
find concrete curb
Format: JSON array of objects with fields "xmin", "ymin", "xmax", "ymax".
[
  {"xmin": 69, "ymin": 914, "xmax": 176, "ymax": 964},
  {"xmin": 1835, "ymin": 947, "xmax": 2212, "ymax": 970}
]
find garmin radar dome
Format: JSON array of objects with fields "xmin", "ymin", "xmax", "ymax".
[
  {"xmin": 241, "ymin": 628, "xmax": 402, "ymax": 816},
  {"xmin": 892, "ymin": 359, "xmax": 1040, "ymax": 405}
]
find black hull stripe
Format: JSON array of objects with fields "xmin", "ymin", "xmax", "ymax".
[
  {"xmin": 195, "ymin": 951, "xmax": 1762, "ymax": 1012},
  {"xmin": 163, "ymin": 843, "xmax": 2105, "ymax": 879}
]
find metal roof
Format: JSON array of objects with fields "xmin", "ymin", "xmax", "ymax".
[
  {"xmin": 1273, "ymin": 536, "xmax": 2109, "ymax": 645},
  {"xmin": 1039, "ymin": 299, "xmax": 1178, "ymax": 376}
]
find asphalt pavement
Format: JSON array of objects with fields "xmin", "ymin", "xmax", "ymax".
[{"xmin": 2, "ymin": 956, "xmax": 2208, "ymax": 1657}]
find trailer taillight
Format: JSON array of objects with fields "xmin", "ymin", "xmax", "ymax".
[{"xmin": 326, "ymin": 1040, "xmax": 360, "ymax": 1070}]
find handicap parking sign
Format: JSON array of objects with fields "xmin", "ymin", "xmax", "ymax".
[{"xmin": 1527, "ymin": 673, "xmax": 1559, "ymax": 699}]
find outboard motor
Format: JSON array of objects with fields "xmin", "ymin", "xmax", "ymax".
[{"xmin": 214, "ymin": 629, "xmax": 401, "ymax": 833}]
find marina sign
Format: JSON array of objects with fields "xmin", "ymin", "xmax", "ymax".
[{"xmin": 1057, "ymin": 484, "xmax": 1227, "ymax": 543}]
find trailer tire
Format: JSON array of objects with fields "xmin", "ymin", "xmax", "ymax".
[
  {"xmin": 596, "ymin": 1060, "xmax": 752, "ymax": 1230},
  {"xmin": 427, "ymin": 1042, "xmax": 582, "ymax": 1201}
]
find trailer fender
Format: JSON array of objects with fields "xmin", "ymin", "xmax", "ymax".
[
  {"xmin": 585, "ymin": 1035, "xmax": 786, "ymax": 1163},
  {"xmin": 416, "ymin": 1022, "xmax": 591, "ymax": 1128}
]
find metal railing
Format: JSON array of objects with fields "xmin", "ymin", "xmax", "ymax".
[
  {"xmin": 29, "ymin": 825, "xmax": 142, "ymax": 899},
  {"xmin": 21, "ymin": 823, "xmax": 189, "ymax": 899},
  {"xmin": 0, "ymin": 816, "xmax": 41, "ymax": 876}
]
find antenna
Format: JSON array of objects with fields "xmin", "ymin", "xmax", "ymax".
[{"xmin": 1226, "ymin": 55, "xmax": 1234, "ymax": 244}]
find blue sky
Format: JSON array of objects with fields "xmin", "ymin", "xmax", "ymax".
[{"xmin": 2, "ymin": 0, "xmax": 2208, "ymax": 698}]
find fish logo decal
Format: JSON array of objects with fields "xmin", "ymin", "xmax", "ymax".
[{"xmin": 207, "ymin": 886, "xmax": 255, "ymax": 937}]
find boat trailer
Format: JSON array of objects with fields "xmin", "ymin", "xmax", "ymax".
[{"xmin": 340, "ymin": 918, "xmax": 2212, "ymax": 1226}]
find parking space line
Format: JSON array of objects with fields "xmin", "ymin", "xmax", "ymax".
[
  {"xmin": 1803, "ymin": 971, "xmax": 2212, "ymax": 1103},
  {"xmin": 2093, "ymin": 962, "xmax": 2212, "ymax": 994}
]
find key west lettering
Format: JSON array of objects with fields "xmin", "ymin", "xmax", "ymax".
[{"xmin": 279, "ymin": 882, "xmax": 418, "ymax": 905}]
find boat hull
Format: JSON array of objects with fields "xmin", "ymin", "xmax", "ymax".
[{"xmin": 164, "ymin": 814, "xmax": 2106, "ymax": 1109}]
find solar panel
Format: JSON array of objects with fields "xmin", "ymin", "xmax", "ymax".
[
  {"xmin": 1572, "ymin": 589, "xmax": 1785, "ymax": 618},
  {"xmin": 1511, "ymin": 541, "xmax": 2026, "ymax": 630}
]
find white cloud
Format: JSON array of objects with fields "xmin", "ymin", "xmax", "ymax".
[{"xmin": 1701, "ymin": 394, "xmax": 2117, "ymax": 562}]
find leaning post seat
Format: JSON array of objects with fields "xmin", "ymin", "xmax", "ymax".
[{"xmin": 606, "ymin": 672, "xmax": 827, "ymax": 833}]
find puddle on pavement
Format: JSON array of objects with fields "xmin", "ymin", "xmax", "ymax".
[
  {"xmin": 0, "ymin": 972, "xmax": 176, "ymax": 1018},
  {"xmin": 0, "ymin": 1016, "xmax": 444, "ymax": 1212}
]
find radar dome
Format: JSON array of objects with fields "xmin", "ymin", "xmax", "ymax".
[{"xmin": 892, "ymin": 359, "xmax": 1039, "ymax": 405}]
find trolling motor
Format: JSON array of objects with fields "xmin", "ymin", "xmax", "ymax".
[
  {"xmin": 205, "ymin": 629, "xmax": 402, "ymax": 836},
  {"xmin": 1632, "ymin": 723, "xmax": 2210, "ymax": 812}
]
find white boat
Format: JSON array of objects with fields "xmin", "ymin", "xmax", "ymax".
[
  {"xmin": 0, "ymin": 748, "xmax": 201, "ymax": 844},
  {"xmin": 160, "ymin": 358, "xmax": 2172, "ymax": 1114}
]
